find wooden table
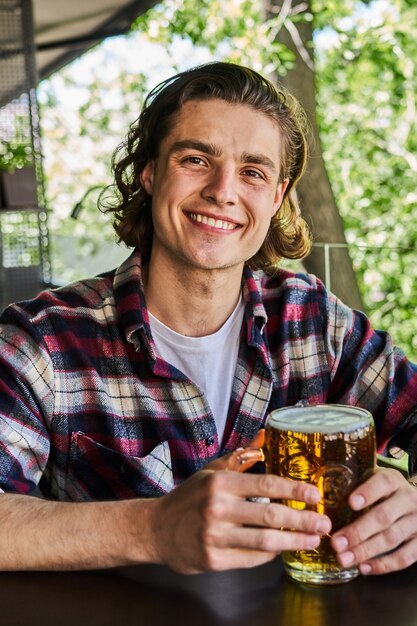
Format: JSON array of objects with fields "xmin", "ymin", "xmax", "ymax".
[{"xmin": 0, "ymin": 557, "xmax": 414, "ymax": 625}]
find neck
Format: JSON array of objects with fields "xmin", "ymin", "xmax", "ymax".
[{"xmin": 142, "ymin": 253, "xmax": 244, "ymax": 337}]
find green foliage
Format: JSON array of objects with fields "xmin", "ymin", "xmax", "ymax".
[
  {"xmin": 0, "ymin": 99, "xmax": 36, "ymax": 170},
  {"xmin": 0, "ymin": 140, "xmax": 33, "ymax": 170},
  {"xmin": 312, "ymin": 0, "xmax": 373, "ymax": 28},
  {"xmin": 133, "ymin": 0, "xmax": 296, "ymax": 73},
  {"xmin": 314, "ymin": 0, "xmax": 417, "ymax": 358},
  {"xmin": 0, "ymin": 211, "xmax": 42, "ymax": 266}
]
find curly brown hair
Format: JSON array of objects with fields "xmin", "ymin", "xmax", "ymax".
[{"xmin": 100, "ymin": 62, "xmax": 312, "ymax": 272}]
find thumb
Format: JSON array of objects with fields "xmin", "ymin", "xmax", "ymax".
[
  {"xmin": 248, "ymin": 428, "xmax": 265, "ymax": 450},
  {"xmin": 206, "ymin": 429, "xmax": 265, "ymax": 473}
]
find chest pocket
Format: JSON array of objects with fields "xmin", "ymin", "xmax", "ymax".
[{"xmin": 66, "ymin": 432, "xmax": 174, "ymax": 501}]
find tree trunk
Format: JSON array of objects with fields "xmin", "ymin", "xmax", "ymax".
[{"xmin": 267, "ymin": 0, "xmax": 364, "ymax": 310}]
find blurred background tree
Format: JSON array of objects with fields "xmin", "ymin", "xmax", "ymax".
[{"xmin": 38, "ymin": 0, "xmax": 417, "ymax": 359}]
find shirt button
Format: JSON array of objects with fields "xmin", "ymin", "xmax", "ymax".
[{"xmin": 206, "ymin": 436, "xmax": 215, "ymax": 446}]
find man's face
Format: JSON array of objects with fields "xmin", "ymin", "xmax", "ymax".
[{"xmin": 140, "ymin": 98, "xmax": 288, "ymax": 274}]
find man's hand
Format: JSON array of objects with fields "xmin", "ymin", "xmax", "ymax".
[
  {"xmin": 147, "ymin": 464, "xmax": 331, "ymax": 574},
  {"xmin": 205, "ymin": 429, "xmax": 266, "ymax": 473},
  {"xmin": 331, "ymin": 467, "xmax": 417, "ymax": 575}
]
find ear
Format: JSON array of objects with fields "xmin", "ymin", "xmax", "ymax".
[
  {"xmin": 271, "ymin": 178, "xmax": 290, "ymax": 217},
  {"xmin": 139, "ymin": 161, "xmax": 155, "ymax": 195}
]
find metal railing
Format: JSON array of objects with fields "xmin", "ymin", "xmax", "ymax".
[{"xmin": 311, "ymin": 241, "xmax": 416, "ymax": 292}]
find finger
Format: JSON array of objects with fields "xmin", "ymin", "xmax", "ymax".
[
  {"xmin": 334, "ymin": 491, "xmax": 405, "ymax": 549},
  {"xmin": 235, "ymin": 448, "xmax": 265, "ymax": 473},
  {"xmin": 358, "ymin": 536, "xmax": 417, "ymax": 576},
  {"xmin": 335, "ymin": 511, "xmax": 417, "ymax": 569},
  {"xmin": 228, "ymin": 428, "xmax": 266, "ymax": 472},
  {"xmin": 226, "ymin": 499, "xmax": 331, "ymax": 535},
  {"xmin": 219, "ymin": 526, "xmax": 322, "ymax": 553},
  {"xmin": 347, "ymin": 467, "xmax": 406, "ymax": 511},
  {"xmin": 206, "ymin": 448, "xmax": 265, "ymax": 473},
  {"xmin": 234, "ymin": 429, "xmax": 266, "ymax": 473},
  {"xmin": 205, "ymin": 429, "xmax": 266, "ymax": 473},
  {"xmin": 215, "ymin": 471, "xmax": 322, "ymax": 505},
  {"xmin": 332, "ymin": 485, "xmax": 417, "ymax": 554}
]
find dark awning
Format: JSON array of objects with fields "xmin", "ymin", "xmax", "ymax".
[{"xmin": 34, "ymin": 0, "xmax": 158, "ymax": 80}]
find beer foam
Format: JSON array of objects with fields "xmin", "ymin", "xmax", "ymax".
[{"xmin": 267, "ymin": 405, "xmax": 372, "ymax": 434}]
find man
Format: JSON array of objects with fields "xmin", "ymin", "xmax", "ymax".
[{"xmin": 0, "ymin": 62, "xmax": 416, "ymax": 575}]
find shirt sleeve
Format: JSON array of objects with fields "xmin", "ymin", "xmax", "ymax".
[
  {"xmin": 0, "ymin": 304, "xmax": 54, "ymax": 494},
  {"xmin": 324, "ymin": 288, "xmax": 417, "ymax": 472}
]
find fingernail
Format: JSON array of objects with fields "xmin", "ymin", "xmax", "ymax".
[
  {"xmin": 339, "ymin": 551, "xmax": 354, "ymax": 567},
  {"xmin": 317, "ymin": 518, "xmax": 331, "ymax": 535},
  {"xmin": 351, "ymin": 494, "xmax": 366, "ymax": 509},
  {"xmin": 332, "ymin": 536, "xmax": 348, "ymax": 552},
  {"xmin": 305, "ymin": 488, "xmax": 320, "ymax": 504},
  {"xmin": 360, "ymin": 563, "xmax": 372, "ymax": 575}
]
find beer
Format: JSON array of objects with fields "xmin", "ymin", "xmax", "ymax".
[{"xmin": 264, "ymin": 405, "xmax": 376, "ymax": 585}]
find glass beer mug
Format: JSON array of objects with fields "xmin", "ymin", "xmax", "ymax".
[{"xmin": 264, "ymin": 404, "xmax": 376, "ymax": 585}]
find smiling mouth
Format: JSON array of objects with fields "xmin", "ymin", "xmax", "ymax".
[{"xmin": 188, "ymin": 212, "xmax": 239, "ymax": 231}]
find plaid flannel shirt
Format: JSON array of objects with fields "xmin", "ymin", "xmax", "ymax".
[{"xmin": 0, "ymin": 250, "xmax": 416, "ymax": 501}]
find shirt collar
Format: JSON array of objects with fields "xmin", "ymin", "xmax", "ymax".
[
  {"xmin": 113, "ymin": 250, "xmax": 269, "ymax": 349},
  {"xmin": 113, "ymin": 250, "xmax": 152, "ymax": 349},
  {"xmin": 242, "ymin": 265, "xmax": 268, "ymax": 337}
]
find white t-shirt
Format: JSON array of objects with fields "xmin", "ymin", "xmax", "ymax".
[{"xmin": 149, "ymin": 296, "xmax": 245, "ymax": 443}]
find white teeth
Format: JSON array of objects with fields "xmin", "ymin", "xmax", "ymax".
[{"xmin": 189, "ymin": 213, "xmax": 236, "ymax": 231}]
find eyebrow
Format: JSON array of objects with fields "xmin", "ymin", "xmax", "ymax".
[
  {"xmin": 241, "ymin": 151, "xmax": 277, "ymax": 173},
  {"xmin": 170, "ymin": 140, "xmax": 278, "ymax": 173},
  {"xmin": 170, "ymin": 140, "xmax": 221, "ymax": 157}
]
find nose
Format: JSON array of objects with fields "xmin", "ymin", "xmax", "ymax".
[{"xmin": 202, "ymin": 166, "xmax": 239, "ymax": 206}]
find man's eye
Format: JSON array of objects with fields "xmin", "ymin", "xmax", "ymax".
[
  {"xmin": 184, "ymin": 156, "xmax": 205, "ymax": 165},
  {"xmin": 243, "ymin": 169, "xmax": 263, "ymax": 179}
]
